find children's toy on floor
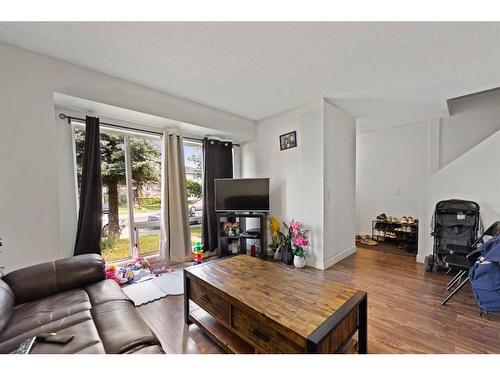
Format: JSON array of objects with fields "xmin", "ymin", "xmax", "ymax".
[
  {"xmin": 105, "ymin": 263, "xmax": 134, "ymax": 285},
  {"xmin": 120, "ymin": 266, "xmax": 134, "ymax": 284},
  {"xmin": 193, "ymin": 241, "xmax": 203, "ymax": 265},
  {"xmin": 126, "ymin": 257, "xmax": 151, "ymax": 271},
  {"xmin": 105, "ymin": 264, "xmax": 121, "ymax": 285},
  {"xmin": 149, "ymin": 260, "xmax": 173, "ymax": 275},
  {"xmin": 124, "ymin": 257, "xmax": 153, "ymax": 283}
]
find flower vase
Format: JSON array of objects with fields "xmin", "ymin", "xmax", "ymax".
[
  {"xmin": 273, "ymin": 249, "xmax": 282, "ymax": 260},
  {"xmin": 282, "ymin": 244, "xmax": 294, "ymax": 265},
  {"xmin": 293, "ymin": 255, "xmax": 306, "ymax": 268}
]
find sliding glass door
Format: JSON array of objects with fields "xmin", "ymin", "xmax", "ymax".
[
  {"xmin": 73, "ymin": 123, "xmax": 162, "ymax": 261},
  {"xmin": 129, "ymin": 134, "xmax": 162, "ymax": 256},
  {"xmin": 73, "ymin": 121, "xmax": 209, "ymax": 262},
  {"xmin": 184, "ymin": 140, "xmax": 203, "ymax": 245}
]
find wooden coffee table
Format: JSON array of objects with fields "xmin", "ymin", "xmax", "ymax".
[{"xmin": 184, "ymin": 255, "xmax": 367, "ymax": 354}]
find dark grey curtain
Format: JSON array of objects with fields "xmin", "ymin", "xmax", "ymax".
[
  {"xmin": 74, "ymin": 116, "xmax": 102, "ymax": 256},
  {"xmin": 202, "ymin": 138, "xmax": 233, "ymax": 252}
]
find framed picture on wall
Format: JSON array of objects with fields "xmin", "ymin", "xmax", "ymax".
[{"xmin": 279, "ymin": 131, "xmax": 297, "ymax": 151}]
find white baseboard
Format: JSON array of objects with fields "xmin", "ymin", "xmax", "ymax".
[
  {"xmin": 416, "ymin": 253, "xmax": 427, "ymax": 264},
  {"xmin": 306, "ymin": 258, "xmax": 325, "ymax": 270},
  {"xmin": 323, "ymin": 246, "xmax": 356, "ymax": 270}
]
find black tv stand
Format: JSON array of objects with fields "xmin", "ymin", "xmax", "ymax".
[{"xmin": 216, "ymin": 212, "xmax": 268, "ymax": 259}]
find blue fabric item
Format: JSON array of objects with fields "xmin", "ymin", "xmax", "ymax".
[{"xmin": 469, "ymin": 236, "xmax": 500, "ymax": 312}]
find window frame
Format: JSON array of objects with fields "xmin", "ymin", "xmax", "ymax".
[
  {"xmin": 71, "ymin": 120, "xmax": 163, "ymax": 261},
  {"xmin": 183, "ymin": 139, "xmax": 204, "ymax": 246}
]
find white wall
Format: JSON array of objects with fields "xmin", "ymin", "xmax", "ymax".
[
  {"xmin": 241, "ymin": 99, "xmax": 356, "ymax": 270},
  {"xmin": 323, "ymin": 101, "xmax": 357, "ymax": 268},
  {"xmin": 0, "ymin": 42, "xmax": 254, "ymax": 272},
  {"xmin": 55, "ymin": 109, "xmax": 79, "ymax": 259},
  {"xmin": 241, "ymin": 99, "xmax": 325, "ymax": 268},
  {"xmin": 417, "ymin": 129, "xmax": 500, "ymax": 262},
  {"xmin": 441, "ymin": 90, "xmax": 500, "ymax": 168},
  {"xmin": 355, "ymin": 89, "xmax": 500, "ymax": 263},
  {"xmin": 355, "ymin": 121, "xmax": 434, "ymax": 235}
]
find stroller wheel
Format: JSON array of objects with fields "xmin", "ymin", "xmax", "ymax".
[{"xmin": 424, "ymin": 255, "xmax": 434, "ymax": 272}]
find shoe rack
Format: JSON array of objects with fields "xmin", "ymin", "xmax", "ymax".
[{"xmin": 371, "ymin": 220, "xmax": 418, "ymax": 252}]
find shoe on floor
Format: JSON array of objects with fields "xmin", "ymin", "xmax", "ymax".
[
  {"xmin": 360, "ymin": 235, "xmax": 378, "ymax": 246},
  {"xmin": 376, "ymin": 213, "xmax": 387, "ymax": 221}
]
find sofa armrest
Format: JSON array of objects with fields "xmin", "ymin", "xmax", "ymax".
[{"xmin": 3, "ymin": 254, "xmax": 105, "ymax": 304}]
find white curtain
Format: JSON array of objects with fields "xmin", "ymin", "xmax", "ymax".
[{"xmin": 160, "ymin": 132, "xmax": 192, "ymax": 263}]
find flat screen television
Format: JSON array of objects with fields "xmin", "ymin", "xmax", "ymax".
[{"xmin": 215, "ymin": 178, "xmax": 270, "ymax": 212}]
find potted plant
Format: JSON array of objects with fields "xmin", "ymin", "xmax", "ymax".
[
  {"xmin": 281, "ymin": 222, "xmax": 294, "ymax": 265},
  {"xmin": 223, "ymin": 221, "xmax": 239, "ymax": 238},
  {"xmin": 290, "ymin": 220, "xmax": 309, "ymax": 268},
  {"xmin": 267, "ymin": 218, "xmax": 308, "ymax": 266},
  {"xmin": 268, "ymin": 216, "xmax": 282, "ymax": 260},
  {"xmin": 292, "ymin": 245, "xmax": 306, "ymax": 268},
  {"xmin": 281, "ymin": 238, "xmax": 294, "ymax": 265},
  {"xmin": 232, "ymin": 222, "xmax": 240, "ymax": 236}
]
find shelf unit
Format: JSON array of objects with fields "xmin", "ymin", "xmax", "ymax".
[
  {"xmin": 216, "ymin": 212, "xmax": 268, "ymax": 259},
  {"xmin": 371, "ymin": 220, "xmax": 418, "ymax": 252}
]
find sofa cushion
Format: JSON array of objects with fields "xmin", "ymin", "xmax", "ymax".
[
  {"xmin": 0, "ymin": 279, "xmax": 14, "ymax": 334},
  {"xmin": 29, "ymin": 318, "xmax": 106, "ymax": 354},
  {"xmin": 4, "ymin": 254, "xmax": 104, "ymax": 304},
  {"xmin": 84, "ymin": 279, "xmax": 131, "ymax": 306},
  {"xmin": 0, "ymin": 310, "xmax": 94, "ymax": 354},
  {"xmin": 0, "ymin": 289, "xmax": 91, "ymax": 344},
  {"xmin": 91, "ymin": 300, "xmax": 160, "ymax": 354}
]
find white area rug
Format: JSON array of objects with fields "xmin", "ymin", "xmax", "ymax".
[
  {"xmin": 122, "ymin": 269, "xmax": 184, "ymax": 306},
  {"xmin": 152, "ymin": 270, "xmax": 184, "ymax": 295}
]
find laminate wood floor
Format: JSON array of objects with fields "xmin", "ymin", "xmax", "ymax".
[{"xmin": 137, "ymin": 244, "xmax": 500, "ymax": 354}]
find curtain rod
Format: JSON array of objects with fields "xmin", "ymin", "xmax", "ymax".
[{"xmin": 58, "ymin": 113, "xmax": 240, "ymax": 146}]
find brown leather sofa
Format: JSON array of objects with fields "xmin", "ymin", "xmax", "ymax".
[{"xmin": 0, "ymin": 254, "xmax": 164, "ymax": 354}]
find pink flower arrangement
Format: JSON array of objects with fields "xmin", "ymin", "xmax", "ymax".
[
  {"xmin": 286, "ymin": 220, "xmax": 309, "ymax": 257},
  {"xmin": 271, "ymin": 219, "xmax": 310, "ymax": 259},
  {"xmin": 290, "ymin": 220, "xmax": 301, "ymax": 234},
  {"xmin": 292, "ymin": 235, "xmax": 309, "ymax": 247}
]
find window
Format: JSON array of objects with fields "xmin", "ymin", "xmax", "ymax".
[
  {"xmin": 129, "ymin": 134, "xmax": 162, "ymax": 256},
  {"xmin": 73, "ymin": 122, "xmax": 211, "ymax": 262},
  {"xmin": 184, "ymin": 140, "xmax": 203, "ymax": 246},
  {"xmin": 73, "ymin": 123, "xmax": 162, "ymax": 262}
]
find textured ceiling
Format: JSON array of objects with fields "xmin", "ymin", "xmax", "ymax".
[{"xmin": 2, "ymin": 22, "xmax": 500, "ymax": 131}]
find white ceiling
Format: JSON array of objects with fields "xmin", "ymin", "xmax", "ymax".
[{"xmin": 2, "ymin": 22, "xmax": 500, "ymax": 132}]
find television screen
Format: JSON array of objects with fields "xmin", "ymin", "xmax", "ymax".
[{"xmin": 215, "ymin": 178, "xmax": 270, "ymax": 212}]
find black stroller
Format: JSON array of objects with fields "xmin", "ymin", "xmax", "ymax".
[{"xmin": 424, "ymin": 199, "xmax": 482, "ymax": 272}]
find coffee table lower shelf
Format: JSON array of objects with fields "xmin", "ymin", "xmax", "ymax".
[
  {"xmin": 189, "ymin": 303, "xmax": 255, "ymax": 353},
  {"xmin": 189, "ymin": 303, "xmax": 357, "ymax": 354}
]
